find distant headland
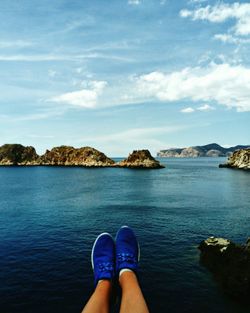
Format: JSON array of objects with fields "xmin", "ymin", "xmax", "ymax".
[
  {"xmin": 0, "ymin": 144, "xmax": 164, "ymax": 169},
  {"xmin": 157, "ymin": 143, "xmax": 250, "ymax": 158}
]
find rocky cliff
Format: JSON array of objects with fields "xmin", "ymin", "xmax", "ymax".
[
  {"xmin": 157, "ymin": 143, "xmax": 250, "ymax": 158},
  {"xmin": 0, "ymin": 144, "xmax": 40, "ymax": 165},
  {"xmin": 41, "ymin": 146, "xmax": 115, "ymax": 167},
  {"xmin": 219, "ymin": 148, "xmax": 250, "ymax": 170},
  {"xmin": 118, "ymin": 150, "xmax": 164, "ymax": 168},
  {"xmin": 199, "ymin": 236, "xmax": 250, "ymax": 300}
]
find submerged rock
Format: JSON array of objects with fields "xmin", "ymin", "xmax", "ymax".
[
  {"xmin": 219, "ymin": 148, "xmax": 250, "ymax": 170},
  {"xmin": 118, "ymin": 150, "xmax": 164, "ymax": 169},
  {"xmin": 199, "ymin": 236, "xmax": 250, "ymax": 299},
  {"xmin": 40, "ymin": 146, "xmax": 115, "ymax": 167},
  {"xmin": 0, "ymin": 144, "xmax": 40, "ymax": 165}
]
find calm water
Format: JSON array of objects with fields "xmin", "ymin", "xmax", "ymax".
[{"xmin": 0, "ymin": 158, "xmax": 250, "ymax": 313}]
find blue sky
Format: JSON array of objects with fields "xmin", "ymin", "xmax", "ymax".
[{"xmin": 0, "ymin": 0, "xmax": 249, "ymax": 156}]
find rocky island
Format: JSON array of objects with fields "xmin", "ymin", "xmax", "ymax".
[
  {"xmin": 219, "ymin": 148, "xmax": 250, "ymax": 170},
  {"xmin": 41, "ymin": 146, "xmax": 115, "ymax": 167},
  {"xmin": 118, "ymin": 149, "xmax": 164, "ymax": 169},
  {"xmin": 199, "ymin": 237, "xmax": 250, "ymax": 300},
  {"xmin": 157, "ymin": 143, "xmax": 250, "ymax": 158},
  {"xmin": 0, "ymin": 144, "xmax": 40, "ymax": 165},
  {"xmin": 0, "ymin": 144, "xmax": 164, "ymax": 169}
]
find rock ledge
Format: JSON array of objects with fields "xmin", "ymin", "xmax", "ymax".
[{"xmin": 199, "ymin": 236, "xmax": 250, "ymax": 299}]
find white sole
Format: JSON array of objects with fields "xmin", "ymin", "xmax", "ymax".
[{"xmin": 91, "ymin": 232, "xmax": 113, "ymax": 269}]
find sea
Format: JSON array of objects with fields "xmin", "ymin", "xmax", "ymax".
[{"xmin": 0, "ymin": 158, "xmax": 250, "ymax": 313}]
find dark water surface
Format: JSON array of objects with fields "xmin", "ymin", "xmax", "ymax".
[{"xmin": 0, "ymin": 158, "xmax": 250, "ymax": 313}]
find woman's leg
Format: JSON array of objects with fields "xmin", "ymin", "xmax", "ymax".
[
  {"xmin": 81, "ymin": 280, "xmax": 112, "ymax": 313},
  {"xmin": 115, "ymin": 226, "xmax": 150, "ymax": 313},
  {"xmin": 81, "ymin": 232, "xmax": 115, "ymax": 313},
  {"xmin": 119, "ymin": 271, "xmax": 149, "ymax": 313}
]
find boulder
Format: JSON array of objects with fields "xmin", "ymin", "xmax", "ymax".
[
  {"xmin": 199, "ymin": 236, "xmax": 250, "ymax": 299},
  {"xmin": 118, "ymin": 150, "xmax": 164, "ymax": 169}
]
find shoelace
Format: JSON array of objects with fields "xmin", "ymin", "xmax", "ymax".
[
  {"xmin": 98, "ymin": 262, "xmax": 114, "ymax": 272},
  {"xmin": 117, "ymin": 253, "xmax": 137, "ymax": 264}
]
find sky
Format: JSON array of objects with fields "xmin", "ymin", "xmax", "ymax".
[{"xmin": 0, "ymin": 0, "xmax": 249, "ymax": 156}]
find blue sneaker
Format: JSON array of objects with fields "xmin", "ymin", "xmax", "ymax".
[
  {"xmin": 115, "ymin": 226, "xmax": 140, "ymax": 275},
  {"xmin": 91, "ymin": 233, "xmax": 115, "ymax": 286}
]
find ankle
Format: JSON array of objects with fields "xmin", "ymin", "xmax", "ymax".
[
  {"xmin": 119, "ymin": 270, "xmax": 137, "ymax": 288},
  {"xmin": 96, "ymin": 279, "xmax": 112, "ymax": 292}
]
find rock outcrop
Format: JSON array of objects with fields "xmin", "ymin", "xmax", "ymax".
[
  {"xmin": 41, "ymin": 146, "xmax": 115, "ymax": 167},
  {"xmin": 157, "ymin": 143, "xmax": 250, "ymax": 158},
  {"xmin": 0, "ymin": 144, "xmax": 40, "ymax": 165},
  {"xmin": 0, "ymin": 144, "xmax": 164, "ymax": 169},
  {"xmin": 118, "ymin": 150, "xmax": 164, "ymax": 169},
  {"xmin": 199, "ymin": 237, "xmax": 250, "ymax": 299},
  {"xmin": 219, "ymin": 149, "xmax": 250, "ymax": 170}
]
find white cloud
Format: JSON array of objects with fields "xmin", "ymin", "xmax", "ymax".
[
  {"xmin": 0, "ymin": 53, "xmax": 134, "ymax": 63},
  {"xmin": 181, "ymin": 107, "xmax": 195, "ymax": 113},
  {"xmin": 214, "ymin": 33, "xmax": 250, "ymax": 44},
  {"xmin": 75, "ymin": 125, "xmax": 190, "ymax": 145},
  {"xmin": 27, "ymin": 134, "xmax": 55, "ymax": 139},
  {"xmin": 180, "ymin": 3, "xmax": 250, "ymax": 36},
  {"xmin": 135, "ymin": 63, "xmax": 250, "ymax": 112},
  {"xmin": 128, "ymin": 0, "xmax": 165, "ymax": 5},
  {"xmin": 0, "ymin": 40, "xmax": 33, "ymax": 49},
  {"xmin": 214, "ymin": 34, "xmax": 238, "ymax": 44},
  {"xmin": 73, "ymin": 125, "xmax": 190, "ymax": 156},
  {"xmin": 0, "ymin": 54, "xmax": 68, "ymax": 62},
  {"xmin": 197, "ymin": 104, "xmax": 215, "ymax": 111},
  {"xmin": 128, "ymin": 0, "xmax": 141, "ymax": 5},
  {"xmin": 48, "ymin": 70, "xmax": 57, "ymax": 77},
  {"xmin": 76, "ymin": 67, "xmax": 84, "ymax": 74},
  {"xmin": 188, "ymin": 0, "xmax": 208, "ymax": 4},
  {"xmin": 50, "ymin": 80, "xmax": 107, "ymax": 108},
  {"xmin": 181, "ymin": 104, "xmax": 215, "ymax": 113}
]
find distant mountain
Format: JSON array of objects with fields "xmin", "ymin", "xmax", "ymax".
[{"xmin": 157, "ymin": 143, "xmax": 250, "ymax": 158}]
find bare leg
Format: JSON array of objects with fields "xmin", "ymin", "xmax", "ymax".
[
  {"xmin": 119, "ymin": 271, "xmax": 150, "ymax": 313},
  {"xmin": 81, "ymin": 280, "xmax": 112, "ymax": 313}
]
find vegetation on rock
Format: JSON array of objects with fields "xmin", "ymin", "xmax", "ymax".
[
  {"xmin": 41, "ymin": 146, "xmax": 115, "ymax": 167},
  {"xmin": 0, "ymin": 144, "xmax": 39, "ymax": 165}
]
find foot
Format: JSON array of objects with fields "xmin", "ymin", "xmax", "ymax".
[
  {"xmin": 91, "ymin": 233, "xmax": 115, "ymax": 286},
  {"xmin": 116, "ymin": 226, "xmax": 140, "ymax": 276}
]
